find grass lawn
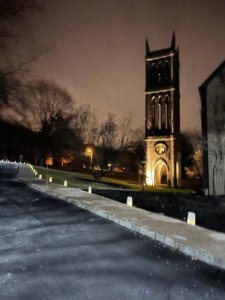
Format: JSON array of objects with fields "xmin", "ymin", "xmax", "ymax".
[{"xmin": 32, "ymin": 165, "xmax": 192, "ymax": 194}]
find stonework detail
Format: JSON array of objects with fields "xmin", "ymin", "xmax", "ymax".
[{"xmin": 145, "ymin": 34, "xmax": 181, "ymax": 187}]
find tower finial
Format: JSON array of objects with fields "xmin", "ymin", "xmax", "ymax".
[
  {"xmin": 146, "ymin": 38, "xmax": 150, "ymax": 55},
  {"xmin": 171, "ymin": 31, "xmax": 176, "ymax": 49}
]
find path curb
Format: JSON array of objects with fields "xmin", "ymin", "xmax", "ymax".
[{"xmin": 30, "ymin": 183, "xmax": 225, "ymax": 271}]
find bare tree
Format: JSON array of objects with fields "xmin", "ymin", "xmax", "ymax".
[
  {"xmin": 96, "ymin": 111, "xmax": 138, "ymax": 151},
  {"xmin": 72, "ymin": 108, "xmax": 138, "ymax": 150},
  {"xmin": 0, "ymin": 71, "xmax": 22, "ymax": 104},
  {"xmin": 117, "ymin": 111, "xmax": 136, "ymax": 150},
  {"xmin": 0, "ymin": 0, "xmax": 43, "ymax": 70},
  {"xmin": 71, "ymin": 104, "xmax": 145, "ymax": 179},
  {"xmin": 0, "ymin": 0, "xmax": 44, "ymax": 108},
  {"xmin": 27, "ymin": 80, "xmax": 75, "ymax": 132},
  {"xmin": 185, "ymin": 132, "xmax": 203, "ymax": 180},
  {"xmin": 0, "ymin": 51, "xmax": 42, "ymax": 105},
  {"xmin": 79, "ymin": 111, "xmax": 144, "ymax": 180},
  {"xmin": 97, "ymin": 113, "xmax": 118, "ymax": 149},
  {"xmin": 0, "ymin": 0, "xmax": 42, "ymax": 50},
  {"xmin": 72, "ymin": 104, "xmax": 99, "ymax": 145},
  {"xmin": 19, "ymin": 80, "xmax": 77, "ymax": 163}
]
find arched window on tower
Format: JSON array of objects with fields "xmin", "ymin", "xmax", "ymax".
[
  {"xmin": 164, "ymin": 61, "xmax": 171, "ymax": 84},
  {"xmin": 157, "ymin": 62, "xmax": 163, "ymax": 84},
  {"xmin": 150, "ymin": 63, "xmax": 157, "ymax": 87},
  {"xmin": 158, "ymin": 96, "xmax": 162, "ymax": 129},
  {"xmin": 146, "ymin": 96, "xmax": 152, "ymax": 130},
  {"xmin": 165, "ymin": 95, "xmax": 170, "ymax": 129},
  {"xmin": 151, "ymin": 96, "xmax": 156, "ymax": 128}
]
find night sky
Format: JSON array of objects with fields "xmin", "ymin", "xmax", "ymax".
[{"xmin": 15, "ymin": 0, "xmax": 225, "ymax": 131}]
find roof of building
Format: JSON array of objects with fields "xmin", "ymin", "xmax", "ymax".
[{"xmin": 199, "ymin": 60, "xmax": 225, "ymax": 91}]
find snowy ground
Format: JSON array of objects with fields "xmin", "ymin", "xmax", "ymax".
[{"xmin": 0, "ymin": 162, "xmax": 225, "ymax": 299}]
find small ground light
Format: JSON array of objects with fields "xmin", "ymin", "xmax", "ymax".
[
  {"xmin": 187, "ymin": 212, "xmax": 196, "ymax": 226},
  {"xmin": 35, "ymin": 171, "xmax": 38, "ymax": 176},
  {"xmin": 88, "ymin": 186, "xmax": 92, "ymax": 194},
  {"xmin": 64, "ymin": 180, "xmax": 68, "ymax": 187},
  {"xmin": 39, "ymin": 174, "xmax": 42, "ymax": 180},
  {"xmin": 127, "ymin": 196, "xmax": 133, "ymax": 207},
  {"xmin": 49, "ymin": 177, "xmax": 52, "ymax": 183}
]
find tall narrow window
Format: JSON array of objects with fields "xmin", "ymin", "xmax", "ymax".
[
  {"xmin": 158, "ymin": 96, "xmax": 162, "ymax": 129},
  {"xmin": 165, "ymin": 95, "xmax": 169, "ymax": 129},
  {"xmin": 151, "ymin": 97, "xmax": 156, "ymax": 127},
  {"xmin": 146, "ymin": 97, "xmax": 152, "ymax": 130},
  {"xmin": 157, "ymin": 62, "xmax": 163, "ymax": 84},
  {"xmin": 164, "ymin": 61, "xmax": 171, "ymax": 83},
  {"xmin": 150, "ymin": 63, "xmax": 156, "ymax": 87},
  {"xmin": 165, "ymin": 103, "xmax": 168, "ymax": 129}
]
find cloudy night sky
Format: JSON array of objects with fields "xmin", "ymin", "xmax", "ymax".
[{"xmin": 14, "ymin": 0, "xmax": 225, "ymax": 131}]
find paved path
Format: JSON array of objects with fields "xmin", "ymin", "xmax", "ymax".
[
  {"xmin": 17, "ymin": 163, "xmax": 225, "ymax": 271},
  {"xmin": 0, "ymin": 161, "xmax": 225, "ymax": 300}
]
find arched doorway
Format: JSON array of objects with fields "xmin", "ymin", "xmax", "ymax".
[
  {"xmin": 160, "ymin": 164, "xmax": 167, "ymax": 184},
  {"xmin": 154, "ymin": 160, "xmax": 168, "ymax": 186}
]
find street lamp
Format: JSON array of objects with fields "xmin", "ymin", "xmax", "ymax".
[{"xmin": 85, "ymin": 147, "xmax": 93, "ymax": 167}]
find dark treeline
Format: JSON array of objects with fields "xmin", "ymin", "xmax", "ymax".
[
  {"xmin": 0, "ymin": 119, "xmax": 36, "ymax": 162},
  {"xmin": 0, "ymin": 0, "xmax": 146, "ymax": 179}
]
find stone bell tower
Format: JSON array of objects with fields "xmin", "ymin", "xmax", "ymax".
[{"xmin": 145, "ymin": 33, "xmax": 181, "ymax": 187}]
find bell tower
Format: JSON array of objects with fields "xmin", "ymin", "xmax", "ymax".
[{"xmin": 145, "ymin": 33, "xmax": 181, "ymax": 187}]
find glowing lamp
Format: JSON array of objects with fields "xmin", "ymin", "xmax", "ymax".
[
  {"xmin": 127, "ymin": 196, "xmax": 133, "ymax": 207},
  {"xmin": 187, "ymin": 212, "xmax": 196, "ymax": 226}
]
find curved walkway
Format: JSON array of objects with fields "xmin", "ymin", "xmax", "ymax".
[{"xmin": 17, "ymin": 163, "xmax": 225, "ymax": 270}]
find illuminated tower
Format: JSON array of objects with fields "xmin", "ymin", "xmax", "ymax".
[{"xmin": 145, "ymin": 33, "xmax": 181, "ymax": 187}]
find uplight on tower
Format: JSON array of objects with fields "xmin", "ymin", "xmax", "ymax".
[{"xmin": 146, "ymin": 168, "xmax": 154, "ymax": 186}]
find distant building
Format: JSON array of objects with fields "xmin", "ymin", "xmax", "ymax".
[
  {"xmin": 199, "ymin": 61, "xmax": 225, "ymax": 196},
  {"xmin": 145, "ymin": 33, "xmax": 181, "ymax": 187}
]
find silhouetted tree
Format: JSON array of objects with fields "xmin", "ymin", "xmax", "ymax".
[
  {"xmin": 27, "ymin": 80, "xmax": 74, "ymax": 131},
  {"xmin": 0, "ymin": 0, "xmax": 42, "ymax": 49},
  {"xmin": 50, "ymin": 113, "xmax": 82, "ymax": 158},
  {"xmin": 131, "ymin": 127, "xmax": 146, "ymax": 169},
  {"xmin": 0, "ymin": 119, "xmax": 37, "ymax": 161},
  {"xmin": 72, "ymin": 104, "xmax": 99, "ymax": 145},
  {"xmin": 0, "ymin": 0, "xmax": 43, "ymax": 105},
  {"xmin": 117, "ymin": 111, "xmax": 136, "ymax": 150},
  {"xmin": 25, "ymin": 80, "xmax": 78, "ymax": 162},
  {"xmin": 179, "ymin": 133, "xmax": 195, "ymax": 178},
  {"xmin": 185, "ymin": 131, "xmax": 203, "ymax": 180},
  {"xmin": 79, "ymin": 110, "xmax": 144, "ymax": 180}
]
